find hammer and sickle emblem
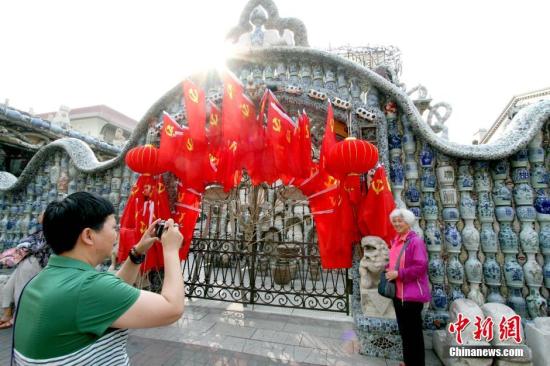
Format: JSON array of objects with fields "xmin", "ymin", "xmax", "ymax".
[
  {"xmin": 188, "ymin": 88, "xmax": 199, "ymax": 104},
  {"xmin": 329, "ymin": 118, "xmax": 335, "ymax": 132},
  {"xmin": 325, "ymin": 176, "xmax": 337, "ymax": 187},
  {"xmin": 272, "ymin": 118, "xmax": 281, "ymax": 132},
  {"xmin": 371, "ymin": 179, "xmax": 385, "ymax": 195},
  {"xmin": 305, "ymin": 125, "xmax": 310, "ymax": 138},
  {"xmin": 240, "ymin": 103, "xmax": 250, "ymax": 118},
  {"xmin": 178, "ymin": 192, "xmax": 185, "ymax": 202},
  {"xmin": 229, "ymin": 141, "xmax": 237, "ymax": 153},
  {"xmin": 157, "ymin": 182, "xmax": 165, "ymax": 193},
  {"xmin": 178, "ymin": 212, "xmax": 186, "ymax": 223},
  {"xmin": 165, "ymin": 124, "xmax": 175, "ymax": 137},
  {"xmin": 209, "ymin": 153, "xmax": 219, "ymax": 165},
  {"xmin": 139, "ymin": 221, "xmax": 147, "ymax": 234},
  {"xmin": 131, "ymin": 185, "xmax": 139, "ymax": 196},
  {"xmin": 286, "ymin": 130, "xmax": 291, "ymax": 143},
  {"xmin": 210, "ymin": 113, "xmax": 218, "ymax": 126},
  {"xmin": 186, "ymin": 137, "xmax": 194, "ymax": 151},
  {"xmin": 227, "ymin": 84, "xmax": 233, "ymax": 99}
]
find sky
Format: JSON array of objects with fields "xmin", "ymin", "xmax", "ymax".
[{"xmin": 1, "ymin": 0, "xmax": 549, "ymax": 143}]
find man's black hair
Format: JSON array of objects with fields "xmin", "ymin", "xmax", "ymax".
[{"xmin": 43, "ymin": 191, "xmax": 115, "ymax": 254}]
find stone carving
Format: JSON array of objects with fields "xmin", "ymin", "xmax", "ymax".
[
  {"xmin": 433, "ymin": 299, "xmax": 492, "ymax": 365},
  {"xmin": 525, "ymin": 317, "xmax": 550, "ymax": 366},
  {"xmin": 481, "ymin": 303, "xmax": 533, "ymax": 365},
  {"xmin": 112, "ymin": 128, "xmax": 127, "ymax": 148},
  {"xmin": 236, "ymin": 5, "xmax": 295, "ymax": 48},
  {"xmin": 359, "ymin": 236, "xmax": 394, "ymax": 318}
]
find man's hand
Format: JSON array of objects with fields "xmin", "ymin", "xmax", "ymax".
[
  {"xmin": 134, "ymin": 218, "xmax": 161, "ymax": 254},
  {"xmin": 161, "ymin": 219, "xmax": 183, "ymax": 252}
]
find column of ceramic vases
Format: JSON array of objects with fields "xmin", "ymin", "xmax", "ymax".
[
  {"xmin": 386, "ymin": 101, "xmax": 405, "ymax": 208},
  {"xmin": 288, "ymin": 62, "xmax": 299, "ymax": 85},
  {"xmin": 495, "ymin": 151, "xmax": 527, "ymax": 318},
  {"xmin": 324, "ymin": 67, "xmax": 336, "ymax": 91},
  {"xmin": 459, "ymin": 161, "xmax": 483, "ymax": 306},
  {"xmin": 350, "ymin": 77, "xmax": 362, "ymax": 105},
  {"xmin": 299, "ymin": 63, "xmax": 312, "ymax": 88},
  {"xmin": 56, "ymin": 154, "xmax": 69, "ymax": 199},
  {"xmin": 312, "ymin": 64, "xmax": 323, "ymax": 89},
  {"xmin": 523, "ymin": 135, "xmax": 549, "ymax": 317},
  {"xmin": 420, "ymin": 142, "xmax": 446, "ymax": 313},
  {"xmin": 336, "ymin": 67, "xmax": 349, "ymax": 100},
  {"xmin": 2, "ymin": 197, "xmax": 11, "ymax": 248},
  {"xmin": 402, "ymin": 115, "xmax": 422, "ymax": 237},
  {"xmin": 110, "ymin": 166, "xmax": 122, "ymax": 214},
  {"xmin": 437, "ymin": 155, "xmax": 464, "ymax": 302},
  {"xmin": 47, "ymin": 154, "xmax": 60, "ymax": 203},
  {"xmin": 8, "ymin": 195, "xmax": 19, "ymax": 247},
  {"xmin": 67, "ymin": 161, "xmax": 77, "ymax": 195}
]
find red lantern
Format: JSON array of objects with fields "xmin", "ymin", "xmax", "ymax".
[
  {"xmin": 326, "ymin": 137, "xmax": 378, "ymax": 177},
  {"xmin": 125, "ymin": 145, "xmax": 163, "ymax": 175}
]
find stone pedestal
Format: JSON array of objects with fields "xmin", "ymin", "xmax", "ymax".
[{"xmin": 524, "ymin": 317, "xmax": 550, "ymax": 366}]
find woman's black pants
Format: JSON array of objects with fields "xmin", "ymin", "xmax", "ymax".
[{"xmin": 392, "ymin": 299, "xmax": 425, "ymax": 366}]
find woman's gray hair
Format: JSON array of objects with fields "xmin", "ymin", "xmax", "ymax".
[{"xmin": 389, "ymin": 208, "xmax": 416, "ymax": 226}]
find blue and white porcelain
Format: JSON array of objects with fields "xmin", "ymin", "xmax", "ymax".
[
  {"xmin": 424, "ymin": 221, "xmax": 442, "ymax": 251},
  {"xmin": 493, "ymin": 181, "xmax": 512, "ymax": 206},
  {"xmin": 420, "ymin": 143, "xmax": 435, "ymax": 167},
  {"xmin": 389, "ymin": 155, "xmax": 405, "ymax": 189},
  {"xmin": 457, "ymin": 162, "xmax": 474, "ymax": 191},
  {"xmin": 431, "ymin": 284, "xmax": 448, "ymax": 313},
  {"xmin": 495, "ymin": 206, "xmax": 515, "ymax": 222},
  {"xmin": 491, "ymin": 160, "xmax": 509, "ymax": 180},
  {"xmin": 503, "ymin": 254, "xmax": 524, "ymax": 287},
  {"xmin": 507, "ymin": 288, "xmax": 528, "ymax": 319},
  {"xmin": 498, "ymin": 223, "xmax": 519, "ymax": 253},
  {"xmin": 511, "ymin": 149, "xmax": 529, "ymax": 168},
  {"xmin": 526, "ymin": 288, "xmax": 547, "ymax": 319},
  {"xmin": 513, "ymin": 183, "xmax": 534, "ymax": 206},
  {"xmin": 523, "ymin": 254, "xmax": 543, "ymax": 286},
  {"xmin": 483, "ymin": 253, "xmax": 501, "ymax": 285},
  {"xmin": 477, "ymin": 192, "xmax": 495, "ymax": 222},
  {"xmin": 486, "ymin": 286, "xmax": 505, "ymax": 304},
  {"xmin": 420, "ymin": 168, "xmax": 437, "ymax": 192},
  {"xmin": 465, "ymin": 253, "xmax": 482, "ymax": 283},
  {"xmin": 429, "ymin": 253, "xmax": 445, "ymax": 283},
  {"xmin": 480, "ymin": 223, "xmax": 498, "ymax": 253},
  {"xmin": 446, "ymin": 253, "xmax": 465, "ymax": 283},
  {"xmin": 405, "ymin": 182, "xmax": 420, "ymax": 206},
  {"xmin": 531, "ymin": 164, "xmax": 548, "ymax": 188},
  {"xmin": 421, "ymin": 194, "xmax": 439, "ymax": 220},
  {"xmin": 459, "ymin": 192, "xmax": 476, "ymax": 219}
]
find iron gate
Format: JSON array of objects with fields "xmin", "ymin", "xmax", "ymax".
[{"xmin": 181, "ymin": 179, "xmax": 351, "ymax": 313}]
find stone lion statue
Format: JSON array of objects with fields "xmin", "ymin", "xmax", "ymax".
[
  {"xmin": 359, "ymin": 236, "xmax": 394, "ymax": 318},
  {"xmin": 359, "ymin": 236, "xmax": 389, "ymax": 289}
]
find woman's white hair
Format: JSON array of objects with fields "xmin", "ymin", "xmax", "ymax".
[{"xmin": 389, "ymin": 208, "xmax": 416, "ymax": 226}]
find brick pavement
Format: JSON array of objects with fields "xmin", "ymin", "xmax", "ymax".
[{"xmin": 0, "ymin": 300, "xmax": 442, "ymax": 365}]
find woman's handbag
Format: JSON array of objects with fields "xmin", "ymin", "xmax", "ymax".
[{"xmin": 378, "ymin": 239, "xmax": 410, "ymax": 299}]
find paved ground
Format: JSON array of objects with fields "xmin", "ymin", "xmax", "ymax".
[{"xmin": 1, "ymin": 299, "xmax": 442, "ymax": 365}]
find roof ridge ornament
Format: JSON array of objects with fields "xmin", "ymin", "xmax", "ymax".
[{"xmin": 226, "ymin": 0, "xmax": 308, "ymax": 47}]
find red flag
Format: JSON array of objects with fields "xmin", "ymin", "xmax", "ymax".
[
  {"xmin": 174, "ymin": 184, "xmax": 202, "ymax": 260},
  {"xmin": 182, "ymin": 80, "xmax": 207, "ymax": 144},
  {"xmin": 221, "ymin": 70, "xmax": 245, "ymax": 144},
  {"xmin": 320, "ymin": 101, "xmax": 337, "ymax": 173},
  {"xmin": 298, "ymin": 111, "xmax": 313, "ymax": 178},
  {"xmin": 266, "ymin": 101, "xmax": 300, "ymax": 181},
  {"xmin": 218, "ymin": 70, "xmax": 248, "ymax": 191},
  {"xmin": 118, "ymin": 175, "xmax": 171, "ymax": 272},
  {"xmin": 206, "ymin": 101, "xmax": 222, "ymax": 182},
  {"xmin": 358, "ymin": 166, "xmax": 396, "ymax": 246},
  {"xmin": 158, "ymin": 112, "xmax": 186, "ymax": 172}
]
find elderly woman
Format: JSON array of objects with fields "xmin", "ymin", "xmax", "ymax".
[{"xmin": 385, "ymin": 208, "xmax": 430, "ymax": 366}]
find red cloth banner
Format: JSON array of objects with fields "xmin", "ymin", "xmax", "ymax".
[{"xmin": 357, "ymin": 166, "xmax": 396, "ymax": 246}]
